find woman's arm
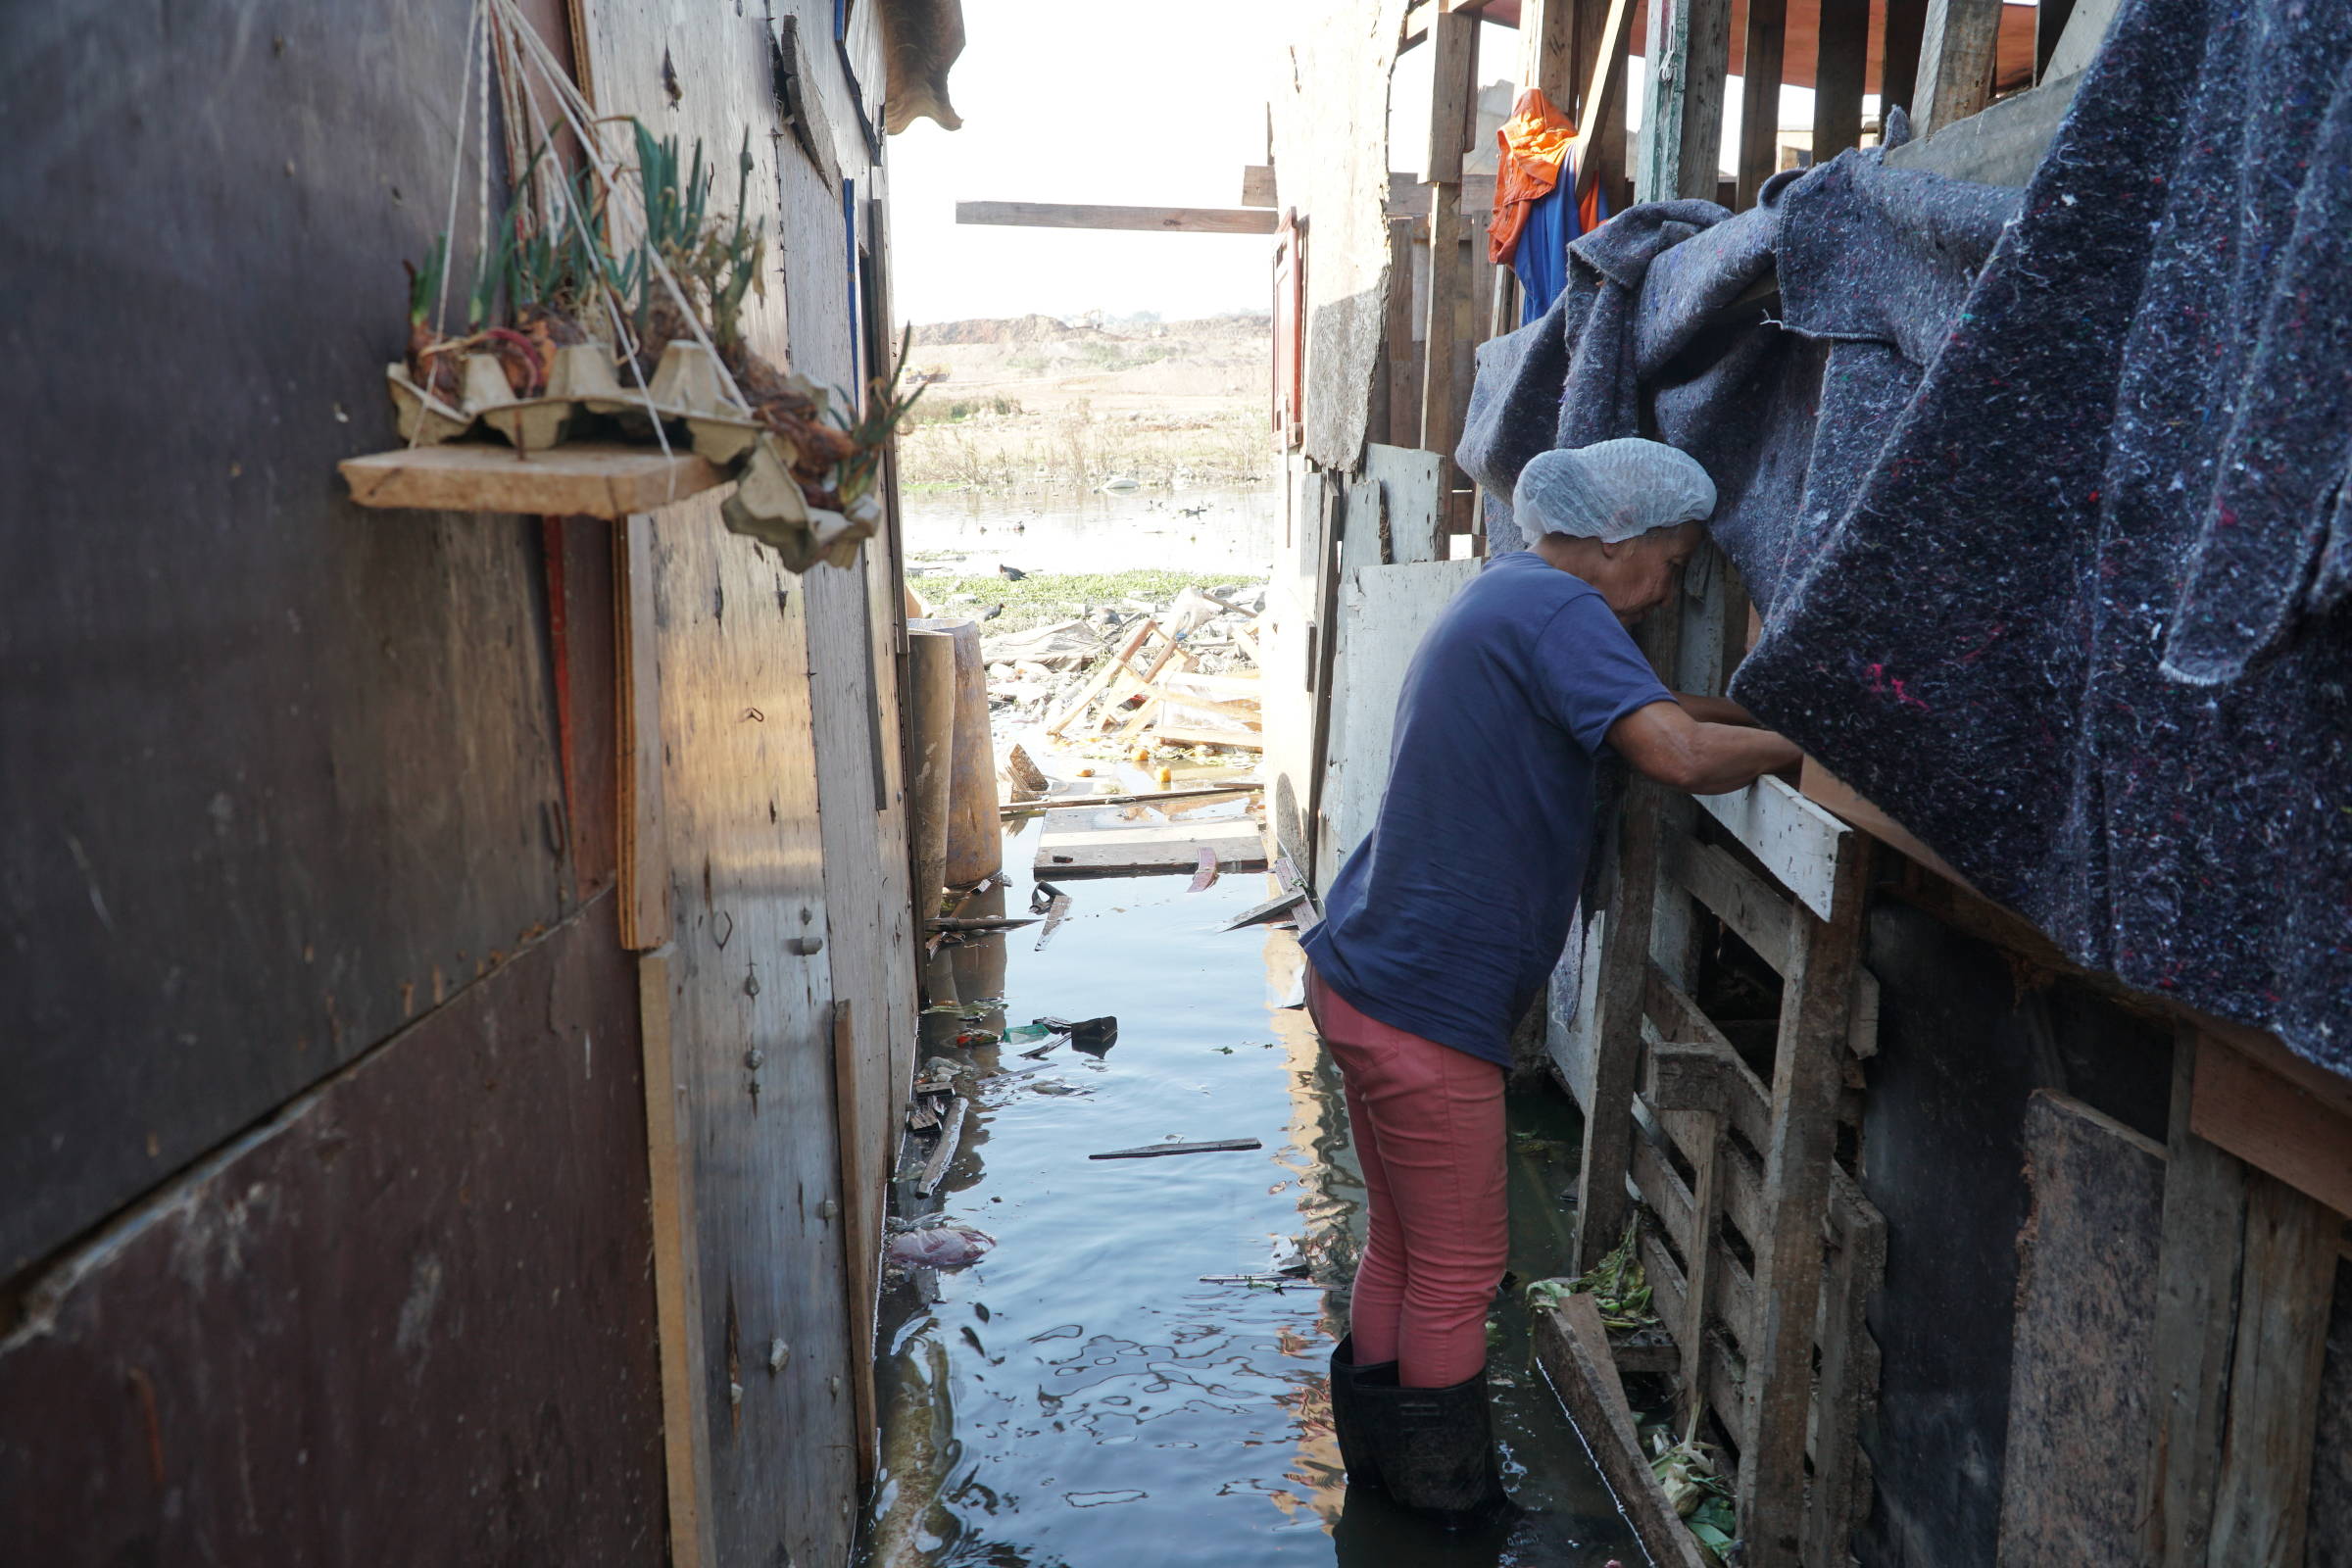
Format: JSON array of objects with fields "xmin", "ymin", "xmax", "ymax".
[
  {"xmin": 1608, "ymin": 698, "xmax": 1801, "ymax": 795},
  {"xmin": 1675, "ymin": 692, "xmax": 1759, "ymax": 727}
]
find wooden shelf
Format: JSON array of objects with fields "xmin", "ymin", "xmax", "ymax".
[{"xmin": 341, "ymin": 442, "xmax": 726, "ymax": 518}]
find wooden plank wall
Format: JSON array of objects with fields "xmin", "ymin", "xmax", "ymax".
[{"xmin": 573, "ymin": 1, "xmax": 908, "ymax": 1561}]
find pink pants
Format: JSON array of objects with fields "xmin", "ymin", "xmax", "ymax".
[{"xmin": 1307, "ymin": 966, "xmax": 1508, "ymax": 1389}]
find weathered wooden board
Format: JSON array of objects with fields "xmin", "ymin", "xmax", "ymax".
[
  {"xmin": 574, "ymin": 3, "xmax": 874, "ymax": 1560},
  {"xmin": 2207, "ymin": 1171, "xmax": 2340, "ymax": 1568},
  {"xmin": 956, "ymin": 201, "xmax": 1278, "ymax": 234},
  {"xmin": 1996, "ymin": 1090, "xmax": 2166, "ymax": 1568},
  {"xmin": 0, "ymin": 0, "xmax": 591, "ymax": 1279},
  {"xmin": 341, "ymin": 443, "xmax": 727, "ymax": 517},
  {"xmin": 2305, "ymin": 1259, "xmax": 2352, "ymax": 1568},
  {"xmin": 1034, "ymin": 816, "xmax": 1267, "ymax": 877},
  {"xmin": 0, "ymin": 899, "xmax": 663, "ymax": 1564},
  {"xmin": 2190, "ymin": 1027, "xmax": 2352, "ymax": 1223},
  {"xmin": 1531, "ymin": 1296, "xmax": 1714, "ymax": 1568},
  {"xmin": 1692, "ymin": 774, "xmax": 1849, "ymax": 921},
  {"xmin": 1317, "ymin": 559, "xmax": 1482, "ymax": 887}
]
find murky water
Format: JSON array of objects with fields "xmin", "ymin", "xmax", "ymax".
[
  {"xmin": 860, "ymin": 812, "xmax": 1640, "ymax": 1568},
  {"xmin": 904, "ymin": 485, "xmax": 1280, "ymax": 575}
]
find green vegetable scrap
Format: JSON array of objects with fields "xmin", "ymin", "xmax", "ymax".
[
  {"xmin": 1649, "ymin": 1431, "xmax": 1739, "ymax": 1561},
  {"xmin": 1565, "ymin": 1218, "xmax": 1658, "ymax": 1334}
]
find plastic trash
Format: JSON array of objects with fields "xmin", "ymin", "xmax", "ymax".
[{"xmin": 884, "ymin": 1219, "xmax": 996, "ymax": 1271}]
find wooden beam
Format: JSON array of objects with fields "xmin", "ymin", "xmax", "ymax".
[
  {"xmin": 1737, "ymin": 832, "xmax": 1868, "ymax": 1568},
  {"xmin": 1577, "ymin": 779, "xmax": 1666, "ymax": 1269},
  {"xmin": 615, "ymin": 514, "xmax": 671, "ymax": 950},
  {"xmin": 1239, "ymin": 164, "xmax": 1276, "ymax": 208},
  {"xmin": 1520, "ymin": 0, "xmax": 1578, "ymax": 107},
  {"xmin": 1637, "ymin": 0, "xmax": 1734, "ymax": 202},
  {"xmin": 1883, "ymin": 66, "xmax": 2080, "ymax": 184},
  {"xmin": 1811, "ymin": 0, "xmax": 1869, "ymax": 162},
  {"xmin": 1573, "ymin": 0, "xmax": 1639, "ymax": 207},
  {"xmin": 1735, "ymin": 0, "xmax": 1788, "ymax": 208},
  {"xmin": 1913, "ymin": 0, "xmax": 2006, "ymax": 133},
  {"xmin": 1531, "ymin": 1296, "xmax": 1716, "ymax": 1568},
  {"xmin": 639, "ymin": 946, "xmax": 716, "ymax": 1568},
  {"xmin": 1385, "ymin": 218, "xmax": 1422, "ymax": 450},
  {"xmin": 1880, "ymin": 0, "xmax": 1929, "ymax": 119},
  {"xmin": 2206, "ymin": 1171, "xmax": 2340, "ymax": 1568},
  {"xmin": 1419, "ymin": 9, "xmax": 1479, "ymax": 464},
  {"xmin": 954, "ymin": 201, "xmax": 1278, "ymax": 235},
  {"xmin": 2191, "ymin": 1028, "xmax": 2352, "ymax": 1230},
  {"xmin": 2142, "ymin": 1028, "xmax": 2252, "ymax": 1568}
]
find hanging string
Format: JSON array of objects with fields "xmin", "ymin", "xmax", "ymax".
[{"xmin": 431, "ymin": 0, "xmax": 487, "ymax": 343}]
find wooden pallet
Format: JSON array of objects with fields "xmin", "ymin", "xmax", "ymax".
[{"xmin": 1571, "ymin": 544, "xmax": 1886, "ymax": 1568}]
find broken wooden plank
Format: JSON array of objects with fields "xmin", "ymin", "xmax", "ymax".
[
  {"xmin": 1531, "ymin": 1294, "xmax": 1715, "ymax": 1568},
  {"xmin": 1089, "ymin": 1139, "xmax": 1263, "ymax": 1160},
  {"xmin": 1152, "ymin": 726, "xmax": 1265, "ymax": 752},
  {"xmin": 1692, "ymin": 774, "xmax": 1850, "ymax": 922},
  {"xmin": 1996, "ymin": 1090, "xmax": 2166, "ymax": 1568},
  {"xmin": 341, "ymin": 442, "xmax": 725, "ymax": 517},
  {"xmin": 1222, "ymin": 888, "xmax": 1308, "ymax": 932},
  {"xmin": 1035, "ymin": 816, "xmax": 1266, "ymax": 878},
  {"xmin": 2206, "ymin": 1170, "xmax": 2340, "ymax": 1568},
  {"xmin": 2190, "ymin": 1027, "xmax": 2352, "ymax": 1223},
  {"xmin": 2144, "ymin": 1028, "xmax": 2252, "ymax": 1568},
  {"xmin": 955, "ymin": 201, "xmax": 1277, "ymax": 235},
  {"xmin": 1000, "ymin": 784, "xmax": 1260, "ymax": 817},
  {"xmin": 915, "ymin": 1098, "xmax": 969, "ymax": 1198}
]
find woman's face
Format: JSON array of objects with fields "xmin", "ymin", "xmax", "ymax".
[{"xmin": 1598, "ymin": 522, "xmax": 1702, "ymax": 622}]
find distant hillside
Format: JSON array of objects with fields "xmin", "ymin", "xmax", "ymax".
[{"xmin": 895, "ymin": 313, "xmax": 1274, "ymax": 494}]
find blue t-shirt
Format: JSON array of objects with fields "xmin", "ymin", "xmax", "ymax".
[{"xmin": 1300, "ymin": 552, "xmax": 1674, "ymax": 1067}]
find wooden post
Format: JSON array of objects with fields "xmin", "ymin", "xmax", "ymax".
[
  {"xmin": 2143, "ymin": 1028, "xmax": 2252, "ymax": 1567},
  {"xmin": 904, "ymin": 628, "xmax": 956, "ymax": 921},
  {"xmin": 1913, "ymin": 0, "xmax": 2006, "ymax": 133},
  {"xmin": 1385, "ymin": 218, "xmax": 1423, "ymax": 449},
  {"xmin": 1578, "ymin": 0, "xmax": 1636, "ymax": 207},
  {"xmin": 2205, "ymin": 1170, "xmax": 2339, "ymax": 1568},
  {"xmin": 615, "ymin": 514, "xmax": 671, "ymax": 950},
  {"xmin": 831, "ymin": 1001, "xmax": 880, "ymax": 1486},
  {"xmin": 1812, "ymin": 0, "xmax": 1869, "ymax": 162},
  {"xmin": 1521, "ymin": 0, "xmax": 1579, "ymax": 105},
  {"xmin": 1577, "ymin": 777, "xmax": 1663, "ymax": 1271},
  {"xmin": 1735, "ymin": 833, "xmax": 1868, "ymax": 1568},
  {"xmin": 1880, "ymin": 0, "xmax": 1930, "ymax": 121},
  {"xmin": 1637, "ymin": 0, "xmax": 1733, "ymax": 202},
  {"xmin": 1735, "ymin": 0, "xmax": 1788, "ymax": 208},
  {"xmin": 1419, "ymin": 7, "xmax": 1478, "ymax": 500},
  {"xmin": 929, "ymin": 618, "xmax": 1000, "ymax": 887}
]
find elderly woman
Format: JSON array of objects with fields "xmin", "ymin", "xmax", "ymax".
[{"xmin": 1301, "ymin": 439, "xmax": 1800, "ymax": 1528}]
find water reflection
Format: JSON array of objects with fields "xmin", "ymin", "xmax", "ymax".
[{"xmin": 862, "ymin": 821, "xmax": 1636, "ymax": 1567}]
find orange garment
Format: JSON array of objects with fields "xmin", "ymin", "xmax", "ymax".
[{"xmin": 1488, "ymin": 87, "xmax": 1603, "ymax": 262}]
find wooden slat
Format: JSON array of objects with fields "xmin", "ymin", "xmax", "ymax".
[
  {"xmin": 639, "ymin": 946, "xmax": 716, "ymax": 1568},
  {"xmin": 2143, "ymin": 1028, "xmax": 2252, "ymax": 1567},
  {"xmin": 1735, "ymin": 0, "xmax": 1788, "ymax": 208},
  {"xmin": 1880, "ymin": 0, "xmax": 1929, "ymax": 116},
  {"xmin": 1913, "ymin": 0, "xmax": 2006, "ymax": 132},
  {"xmin": 1532, "ymin": 1296, "xmax": 1717, "ymax": 1568},
  {"xmin": 2190, "ymin": 1028, "xmax": 2352, "ymax": 1223},
  {"xmin": 2206, "ymin": 1170, "xmax": 2340, "ymax": 1568},
  {"xmin": 1997, "ymin": 1091, "xmax": 2167, "ymax": 1568},
  {"xmin": 1736, "ymin": 830, "xmax": 1867, "ymax": 1568},
  {"xmin": 1033, "ymin": 816, "xmax": 1266, "ymax": 877},
  {"xmin": 1239, "ymin": 164, "xmax": 1276, "ymax": 207},
  {"xmin": 1804, "ymin": 1182, "xmax": 1886, "ymax": 1565},
  {"xmin": 1418, "ymin": 7, "xmax": 1478, "ymax": 473},
  {"xmin": 1579, "ymin": 775, "xmax": 1667, "ymax": 1270},
  {"xmin": 1664, "ymin": 833, "xmax": 1794, "ymax": 973},
  {"xmin": 831, "ymin": 1001, "xmax": 879, "ymax": 1486},
  {"xmin": 1811, "ymin": 0, "xmax": 1869, "ymax": 160},
  {"xmin": 1573, "ymin": 0, "xmax": 1639, "ymax": 207},
  {"xmin": 1637, "ymin": 0, "xmax": 1734, "ymax": 202},
  {"xmin": 1638, "ymin": 1227, "xmax": 1753, "ymax": 1446},
  {"xmin": 1692, "ymin": 775, "xmax": 1849, "ymax": 921},
  {"xmin": 954, "ymin": 201, "xmax": 1278, "ymax": 235},
  {"xmin": 616, "ymin": 514, "xmax": 671, "ymax": 950},
  {"xmin": 1643, "ymin": 974, "xmax": 1773, "ymax": 1154},
  {"xmin": 341, "ymin": 443, "xmax": 725, "ymax": 517},
  {"xmin": 1520, "ymin": 0, "xmax": 1578, "ymax": 107},
  {"xmin": 1384, "ymin": 219, "xmax": 1422, "ymax": 450}
]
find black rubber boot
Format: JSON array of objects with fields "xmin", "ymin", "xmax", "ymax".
[
  {"xmin": 1354, "ymin": 1367, "xmax": 1515, "ymax": 1531},
  {"xmin": 1330, "ymin": 1335, "xmax": 1397, "ymax": 1491}
]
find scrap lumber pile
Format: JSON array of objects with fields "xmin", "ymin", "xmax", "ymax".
[{"xmin": 1037, "ymin": 588, "xmax": 1264, "ymax": 751}]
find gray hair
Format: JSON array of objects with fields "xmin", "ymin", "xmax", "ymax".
[{"xmin": 1514, "ymin": 439, "xmax": 1717, "ymax": 547}]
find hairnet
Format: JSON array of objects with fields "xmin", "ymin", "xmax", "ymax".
[{"xmin": 1513, "ymin": 439, "xmax": 1717, "ymax": 546}]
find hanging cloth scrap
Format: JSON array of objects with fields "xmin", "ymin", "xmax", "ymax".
[{"xmin": 1490, "ymin": 89, "xmax": 1606, "ymax": 321}]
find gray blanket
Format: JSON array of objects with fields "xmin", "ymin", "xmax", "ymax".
[{"xmin": 1459, "ymin": 0, "xmax": 2352, "ymax": 1072}]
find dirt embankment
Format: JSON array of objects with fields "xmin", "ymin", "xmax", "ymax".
[{"xmin": 896, "ymin": 313, "xmax": 1272, "ymax": 493}]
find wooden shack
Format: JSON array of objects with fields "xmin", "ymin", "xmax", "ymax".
[
  {"xmin": 0, "ymin": 3, "xmax": 952, "ymax": 1564},
  {"xmin": 1263, "ymin": 3, "xmax": 2352, "ymax": 1565}
]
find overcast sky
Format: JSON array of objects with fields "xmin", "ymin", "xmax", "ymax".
[{"xmin": 884, "ymin": 0, "xmax": 1293, "ymax": 326}]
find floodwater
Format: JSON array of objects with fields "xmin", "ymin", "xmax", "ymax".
[
  {"xmin": 859, "ymin": 809, "xmax": 1639, "ymax": 1568},
  {"xmin": 903, "ymin": 484, "xmax": 1281, "ymax": 575}
]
